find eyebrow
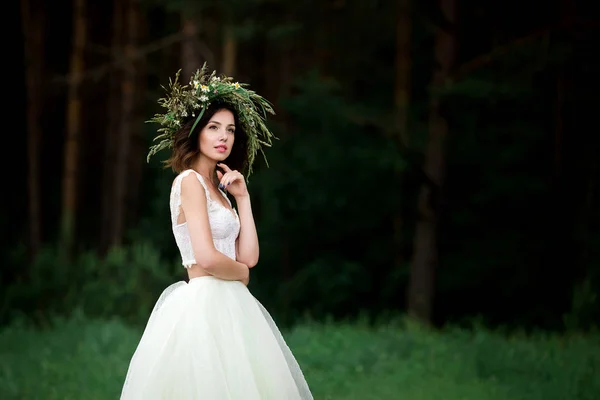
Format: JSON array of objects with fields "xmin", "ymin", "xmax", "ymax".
[{"xmin": 208, "ymin": 120, "xmax": 235, "ymax": 127}]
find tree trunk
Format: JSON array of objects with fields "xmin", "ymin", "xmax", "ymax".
[
  {"xmin": 109, "ymin": 0, "xmax": 138, "ymax": 247},
  {"xmin": 554, "ymin": 75, "xmax": 564, "ymax": 186},
  {"xmin": 61, "ymin": 0, "xmax": 86, "ymax": 255},
  {"xmin": 262, "ymin": 39, "xmax": 278, "ymax": 107},
  {"xmin": 21, "ymin": 0, "xmax": 43, "ymax": 262},
  {"xmin": 395, "ymin": 0, "xmax": 411, "ymax": 148},
  {"xmin": 407, "ymin": 0, "xmax": 456, "ymax": 324},
  {"xmin": 279, "ymin": 15, "xmax": 294, "ymax": 104},
  {"xmin": 101, "ymin": 0, "xmax": 123, "ymax": 253},
  {"xmin": 127, "ymin": 10, "xmax": 147, "ymax": 230},
  {"xmin": 181, "ymin": 12, "xmax": 202, "ymax": 79},
  {"xmin": 393, "ymin": 0, "xmax": 412, "ymax": 282},
  {"xmin": 565, "ymin": 0, "xmax": 597, "ymax": 327},
  {"xmin": 554, "ymin": 0, "xmax": 576, "ymax": 188},
  {"xmin": 221, "ymin": 24, "xmax": 237, "ymax": 76}
]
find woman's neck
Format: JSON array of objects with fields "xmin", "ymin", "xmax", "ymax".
[{"xmin": 191, "ymin": 157, "xmax": 217, "ymax": 186}]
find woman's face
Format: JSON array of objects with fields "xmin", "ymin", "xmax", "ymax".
[{"xmin": 197, "ymin": 109, "xmax": 236, "ymax": 162}]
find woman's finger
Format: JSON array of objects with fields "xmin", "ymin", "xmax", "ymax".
[
  {"xmin": 221, "ymin": 172, "xmax": 240, "ymax": 189},
  {"xmin": 217, "ymin": 162, "xmax": 232, "ymax": 173},
  {"xmin": 229, "ymin": 173, "xmax": 242, "ymax": 186},
  {"xmin": 225, "ymin": 173, "xmax": 242, "ymax": 188},
  {"xmin": 219, "ymin": 172, "xmax": 231, "ymax": 189}
]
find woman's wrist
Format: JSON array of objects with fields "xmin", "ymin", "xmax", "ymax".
[
  {"xmin": 234, "ymin": 193, "xmax": 250, "ymax": 201},
  {"xmin": 239, "ymin": 263, "xmax": 249, "ymax": 279}
]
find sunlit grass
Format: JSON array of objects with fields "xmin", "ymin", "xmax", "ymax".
[{"xmin": 1, "ymin": 315, "xmax": 598, "ymax": 399}]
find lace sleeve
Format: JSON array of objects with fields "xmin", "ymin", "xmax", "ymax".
[{"xmin": 170, "ymin": 169, "xmax": 211, "ymax": 226}]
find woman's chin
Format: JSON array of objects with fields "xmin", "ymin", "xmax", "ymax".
[
  {"xmin": 200, "ymin": 151, "xmax": 230, "ymax": 163},
  {"xmin": 212, "ymin": 152, "xmax": 230, "ymax": 162}
]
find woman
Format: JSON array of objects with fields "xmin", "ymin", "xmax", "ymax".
[{"xmin": 120, "ymin": 64, "xmax": 313, "ymax": 399}]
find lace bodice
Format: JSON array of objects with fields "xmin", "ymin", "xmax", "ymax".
[{"xmin": 170, "ymin": 169, "xmax": 240, "ymax": 268}]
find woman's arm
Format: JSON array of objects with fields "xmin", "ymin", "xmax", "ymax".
[
  {"xmin": 234, "ymin": 194, "xmax": 259, "ymax": 268},
  {"xmin": 216, "ymin": 163, "xmax": 260, "ymax": 268},
  {"xmin": 180, "ymin": 173, "xmax": 249, "ymax": 281}
]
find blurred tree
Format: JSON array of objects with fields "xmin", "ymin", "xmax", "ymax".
[
  {"xmin": 393, "ymin": 0, "xmax": 412, "ymax": 291},
  {"xmin": 395, "ymin": 0, "xmax": 412, "ymax": 149},
  {"xmin": 221, "ymin": 3, "xmax": 237, "ymax": 77},
  {"xmin": 61, "ymin": 0, "xmax": 86, "ymax": 257},
  {"xmin": 221, "ymin": 24, "xmax": 236, "ymax": 76},
  {"xmin": 21, "ymin": 0, "xmax": 44, "ymax": 262},
  {"xmin": 126, "ymin": 5, "xmax": 148, "ymax": 238},
  {"xmin": 100, "ymin": 0, "xmax": 144, "ymax": 249},
  {"xmin": 180, "ymin": 1, "xmax": 204, "ymax": 79},
  {"xmin": 101, "ymin": 0, "xmax": 124, "ymax": 252},
  {"xmin": 111, "ymin": 0, "xmax": 143, "ymax": 247},
  {"xmin": 560, "ymin": 0, "xmax": 600, "ymax": 330},
  {"xmin": 5, "ymin": 0, "xmax": 599, "ymax": 331},
  {"xmin": 408, "ymin": 0, "xmax": 457, "ymax": 324}
]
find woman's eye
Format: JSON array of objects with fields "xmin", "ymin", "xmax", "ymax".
[
  {"xmin": 209, "ymin": 125, "xmax": 217, "ymax": 130},
  {"xmin": 228, "ymin": 129, "xmax": 235, "ymax": 134}
]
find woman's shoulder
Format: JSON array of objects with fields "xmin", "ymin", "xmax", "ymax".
[
  {"xmin": 171, "ymin": 169, "xmax": 192, "ymax": 189},
  {"xmin": 171, "ymin": 169, "xmax": 195, "ymax": 192},
  {"xmin": 175, "ymin": 169, "xmax": 209, "ymax": 196},
  {"xmin": 178, "ymin": 169, "xmax": 198, "ymax": 179}
]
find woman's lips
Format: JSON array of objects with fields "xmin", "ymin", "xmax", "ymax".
[{"xmin": 215, "ymin": 145, "xmax": 228, "ymax": 153}]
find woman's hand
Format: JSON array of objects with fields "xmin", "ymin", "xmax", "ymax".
[{"xmin": 217, "ymin": 163, "xmax": 248, "ymax": 198}]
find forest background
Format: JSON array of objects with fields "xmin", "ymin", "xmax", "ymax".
[{"xmin": 2, "ymin": 0, "xmax": 599, "ymax": 398}]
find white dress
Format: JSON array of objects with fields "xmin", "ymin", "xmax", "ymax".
[{"xmin": 120, "ymin": 169, "xmax": 313, "ymax": 399}]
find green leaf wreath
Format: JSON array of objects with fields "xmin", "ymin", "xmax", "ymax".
[{"xmin": 146, "ymin": 62, "xmax": 276, "ymax": 176}]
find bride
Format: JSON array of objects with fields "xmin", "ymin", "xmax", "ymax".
[{"xmin": 120, "ymin": 65, "xmax": 313, "ymax": 399}]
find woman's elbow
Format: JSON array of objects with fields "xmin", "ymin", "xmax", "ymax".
[
  {"xmin": 244, "ymin": 254, "xmax": 259, "ymax": 269},
  {"xmin": 195, "ymin": 251, "xmax": 219, "ymax": 271}
]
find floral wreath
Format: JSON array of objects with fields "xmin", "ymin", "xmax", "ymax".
[{"xmin": 147, "ymin": 62, "xmax": 276, "ymax": 176}]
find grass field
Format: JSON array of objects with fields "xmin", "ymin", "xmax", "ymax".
[{"xmin": 1, "ymin": 315, "xmax": 598, "ymax": 399}]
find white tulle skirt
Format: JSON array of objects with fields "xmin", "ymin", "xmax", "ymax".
[{"xmin": 120, "ymin": 276, "xmax": 313, "ymax": 400}]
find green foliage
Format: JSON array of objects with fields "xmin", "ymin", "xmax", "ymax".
[
  {"xmin": 243, "ymin": 70, "xmax": 406, "ymax": 322},
  {"xmin": 6, "ymin": 0, "xmax": 598, "ymax": 339},
  {"xmin": 1, "ymin": 243, "xmax": 182, "ymax": 327},
  {"xmin": 1, "ymin": 316, "xmax": 598, "ymax": 399},
  {"xmin": 564, "ymin": 278, "xmax": 599, "ymax": 332}
]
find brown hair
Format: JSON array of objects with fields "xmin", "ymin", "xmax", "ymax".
[{"xmin": 165, "ymin": 102, "xmax": 249, "ymax": 176}]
